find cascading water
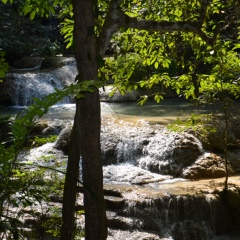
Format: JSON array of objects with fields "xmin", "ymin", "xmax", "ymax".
[
  {"xmin": 2, "ymin": 57, "xmax": 240, "ymax": 239},
  {"xmin": 101, "ymin": 119, "xmax": 204, "ymax": 182},
  {"xmin": 3, "ymin": 57, "xmax": 77, "ymax": 106}
]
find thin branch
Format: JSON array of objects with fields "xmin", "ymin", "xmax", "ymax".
[{"xmin": 199, "ymin": 0, "xmax": 209, "ymax": 26}]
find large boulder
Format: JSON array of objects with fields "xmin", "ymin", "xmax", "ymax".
[
  {"xmin": 137, "ymin": 131, "xmax": 203, "ymax": 177},
  {"xmin": 182, "ymin": 152, "xmax": 226, "ymax": 179},
  {"xmin": 182, "ymin": 150, "xmax": 240, "ymax": 180},
  {"xmin": 11, "ymin": 57, "xmax": 43, "ymax": 69}
]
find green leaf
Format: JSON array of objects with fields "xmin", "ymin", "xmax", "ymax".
[
  {"xmin": 233, "ymin": 44, "xmax": 240, "ymax": 50},
  {"xmin": 30, "ymin": 11, "xmax": 36, "ymax": 20}
]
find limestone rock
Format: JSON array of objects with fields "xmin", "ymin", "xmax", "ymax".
[
  {"xmin": 137, "ymin": 131, "xmax": 203, "ymax": 177},
  {"xmin": 100, "ymin": 86, "xmax": 143, "ymax": 102},
  {"xmin": 54, "ymin": 126, "xmax": 72, "ymax": 154},
  {"xmin": 11, "ymin": 57, "xmax": 43, "ymax": 69},
  {"xmin": 182, "ymin": 150, "xmax": 240, "ymax": 179},
  {"xmin": 101, "ymin": 120, "xmax": 204, "ymax": 177},
  {"xmin": 30, "ymin": 120, "xmax": 49, "ymax": 135},
  {"xmin": 182, "ymin": 152, "xmax": 226, "ymax": 179}
]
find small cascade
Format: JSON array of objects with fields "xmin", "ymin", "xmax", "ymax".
[
  {"xmin": 104, "ymin": 181, "xmax": 240, "ymax": 240},
  {"xmin": 101, "ymin": 120, "xmax": 203, "ymax": 178},
  {"xmin": 2, "ymin": 57, "xmax": 77, "ymax": 106},
  {"xmin": 116, "ymin": 137, "xmax": 143, "ymax": 164},
  {"xmin": 137, "ymin": 131, "xmax": 203, "ymax": 177}
]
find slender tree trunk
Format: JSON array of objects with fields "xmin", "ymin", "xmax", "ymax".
[
  {"xmin": 60, "ymin": 101, "xmax": 81, "ymax": 239},
  {"xmin": 61, "ymin": 0, "xmax": 107, "ymax": 239},
  {"xmin": 224, "ymin": 106, "xmax": 229, "ymax": 191}
]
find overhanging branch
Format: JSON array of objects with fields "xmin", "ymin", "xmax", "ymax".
[
  {"xmin": 98, "ymin": 0, "xmax": 215, "ymax": 55},
  {"xmin": 120, "ymin": 15, "xmax": 214, "ymax": 46}
]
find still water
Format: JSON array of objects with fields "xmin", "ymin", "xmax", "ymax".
[
  {"xmin": 1, "ymin": 96, "xmax": 239, "ymax": 127},
  {"xmin": 0, "ymin": 97, "xmax": 222, "ymax": 123}
]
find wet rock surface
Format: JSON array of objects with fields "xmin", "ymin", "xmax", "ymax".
[
  {"xmin": 74, "ymin": 176, "xmax": 240, "ymax": 239},
  {"xmin": 182, "ymin": 152, "xmax": 227, "ymax": 179},
  {"xmin": 15, "ymin": 117, "xmax": 240, "ymax": 239},
  {"xmin": 53, "ymin": 118, "xmax": 240, "ymax": 182},
  {"xmin": 55, "ymin": 119, "xmax": 205, "ymax": 178},
  {"xmin": 107, "ymin": 177, "xmax": 240, "ymax": 239},
  {"xmin": 12, "ymin": 104, "xmax": 240, "ymax": 240}
]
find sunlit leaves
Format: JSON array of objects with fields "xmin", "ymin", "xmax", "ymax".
[
  {"xmin": 21, "ymin": 0, "xmax": 67, "ymax": 19},
  {"xmin": 1, "ymin": 0, "xmax": 13, "ymax": 3},
  {"xmin": 60, "ymin": 18, "xmax": 74, "ymax": 49},
  {"xmin": 100, "ymin": 53, "xmax": 143, "ymax": 94},
  {"xmin": 154, "ymin": 92, "xmax": 164, "ymax": 103},
  {"xmin": 137, "ymin": 95, "xmax": 148, "ymax": 105}
]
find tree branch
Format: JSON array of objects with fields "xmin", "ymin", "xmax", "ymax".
[
  {"xmin": 199, "ymin": 0, "xmax": 208, "ymax": 26},
  {"xmin": 120, "ymin": 14, "xmax": 214, "ymax": 46},
  {"xmin": 98, "ymin": 0, "xmax": 215, "ymax": 56},
  {"xmin": 97, "ymin": 0, "xmax": 124, "ymax": 56}
]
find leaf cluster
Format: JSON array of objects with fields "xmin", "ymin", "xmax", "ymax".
[{"xmin": 103, "ymin": 1, "xmax": 239, "ymax": 105}]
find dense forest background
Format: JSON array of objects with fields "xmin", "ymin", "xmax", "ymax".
[{"xmin": 0, "ymin": 1, "xmax": 70, "ymax": 64}]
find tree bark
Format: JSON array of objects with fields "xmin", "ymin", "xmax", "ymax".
[
  {"xmin": 61, "ymin": 0, "xmax": 107, "ymax": 239},
  {"xmin": 60, "ymin": 100, "xmax": 81, "ymax": 239}
]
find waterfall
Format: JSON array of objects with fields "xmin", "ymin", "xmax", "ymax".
[
  {"xmin": 105, "ymin": 178, "xmax": 240, "ymax": 240},
  {"xmin": 14, "ymin": 115, "xmax": 240, "ymax": 239},
  {"xmin": 101, "ymin": 120, "xmax": 203, "ymax": 178},
  {"xmin": 3, "ymin": 57, "xmax": 77, "ymax": 106}
]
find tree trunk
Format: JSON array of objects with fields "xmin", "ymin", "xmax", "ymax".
[
  {"xmin": 61, "ymin": 0, "xmax": 107, "ymax": 239},
  {"xmin": 60, "ymin": 100, "xmax": 81, "ymax": 239}
]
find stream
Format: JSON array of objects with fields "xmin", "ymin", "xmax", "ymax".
[{"xmin": 1, "ymin": 57, "xmax": 240, "ymax": 239}]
